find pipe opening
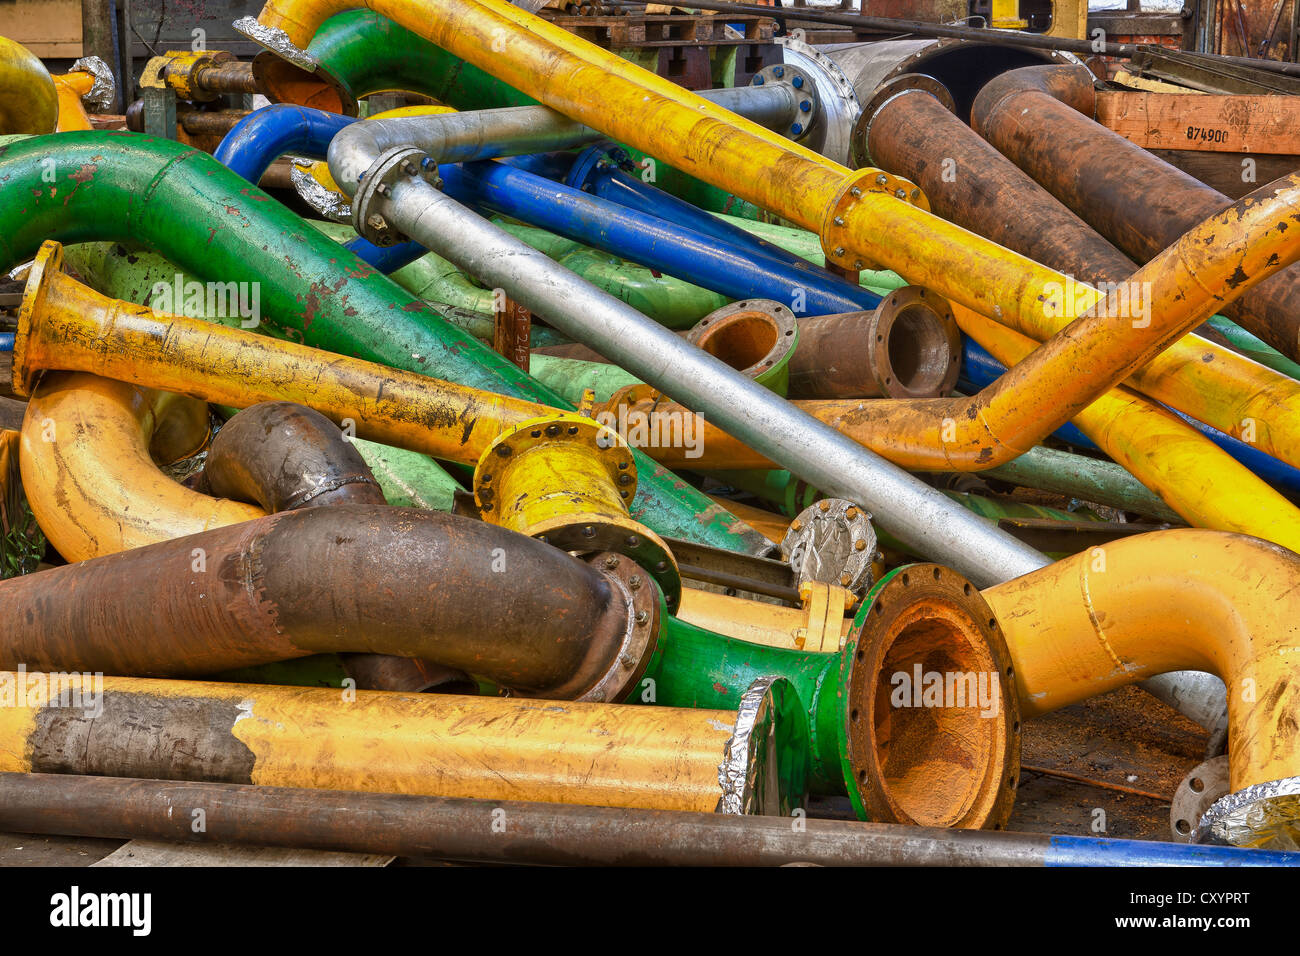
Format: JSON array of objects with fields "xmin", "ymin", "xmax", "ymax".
[
  {"xmin": 253, "ymin": 54, "xmax": 355, "ymax": 116},
  {"xmin": 886, "ymin": 305, "xmax": 951, "ymax": 394},
  {"xmin": 697, "ymin": 310, "xmax": 781, "ymax": 373},
  {"xmin": 845, "ymin": 565, "xmax": 1019, "ymax": 829}
]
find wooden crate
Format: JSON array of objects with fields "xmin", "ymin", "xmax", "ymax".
[
  {"xmin": 1096, "ymin": 89, "xmax": 1300, "ymax": 154},
  {"xmin": 0, "ymin": 0, "xmax": 83, "ymax": 57}
]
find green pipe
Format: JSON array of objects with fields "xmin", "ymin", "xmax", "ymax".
[
  {"xmin": 528, "ymin": 355, "xmax": 642, "ymax": 405},
  {"xmin": 268, "ymin": 8, "xmax": 542, "ymax": 115},
  {"xmin": 981, "ymin": 445, "xmax": 1183, "ymax": 524},
  {"xmin": 313, "ymin": 219, "xmax": 726, "ymax": 330},
  {"xmin": 0, "ymin": 135, "xmax": 764, "ymax": 554},
  {"xmin": 711, "ymin": 468, "xmax": 819, "ymax": 519},
  {"xmin": 1203, "ymin": 314, "xmax": 1300, "ymax": 382}
]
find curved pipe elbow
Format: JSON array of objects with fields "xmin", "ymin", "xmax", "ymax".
[
  {"xmin": 203, "ymin": 401, "xmax": 386, "ymax": 511},
  {"xmin": 983, "ymin": 529, "xmax": 1300, "ymax": 797},
  {"xmin": 0, "ymin": 37, "xmax": 58, "ymax": 135},
  {"xmin": 970, "ymin": 63, "xmax": 1097, "ymax": 131},
  {"xmin": 19, "ymin": 372, "xmax": 265, "ymax": 562},
  {"xmin": 215, "ymin": 103, "xmax": 353, "ymax": 183}
]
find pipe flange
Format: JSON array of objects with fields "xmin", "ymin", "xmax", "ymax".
[
  {"xmin": 821, "ymin": 167, "xmax": 929, "ymax": 272},
  {"xmin": 158, "ymin": 50, "xmax": 236, "ymax": 102},
  {"xmin": 716, "ymin": 676, "xmax": 811, "ymax": 816},
  {"xmin": 1194, "ymin": 775, "xmax": 1300, "ymax": 849},
  {"xmin": 232, "ymin": 17, "xmax": 320, "ymax": 73},
  {"xmin": 1169, "ymin": 755, "xmax": 1229, "ymax": 842},
  {"xmin": 475, "ymin": 414, "xmax": 681, "ymax": 609},
  {"xmin": 850, "ymin": 74, "xmax": 955, "ymax": 170},
  {"xmin": 868, "ymin": 286, "xmax": 962, "ymax": 399},
  {"xmin": 780, "ymin": 498, "xmax": 877, "ymax": 597},
  {"xmin": 351, "ymin": 145, "xmax": 442, "ymax": 247},
  {"xmin": 69, "ymin": 56, "xmax": 116, "ymax": 111},
  {"xmin": 11, "ymin": 241, "xmax": 64, "ymax": 398},
  {"xmin": 291, "ymin": 161, "xmax": 351, "ymax": 221},
  {"xmin": 750, "ymin": 63, "xmax": 818, "ymax": 141},
  {"xmin": 572, "ymin": 551, "xmax": 664, "ymax": 705},
  {"xmin": 686, "ymin": 299, "xmax": 799, "ymax": 396},
  {"xmin": 775, "ymin": 35, "xmax": 861, "ymax": 166},
  {"xmin": 839, "ymin": 564, "xmax": 1021, "ymax": 829}
]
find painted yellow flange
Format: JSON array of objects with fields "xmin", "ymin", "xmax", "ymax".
[
  {"xmin": 141, "ymin": 49, "xmax": 240, "ymax": 100},
  {"xmin": 474, "ymin": 411, "xmax": 681, "ymax": 609}
]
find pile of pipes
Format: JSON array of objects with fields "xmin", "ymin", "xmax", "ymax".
[{"xmin": 0, "ymin": 0, "xmax": 1298, "ymax": 867}]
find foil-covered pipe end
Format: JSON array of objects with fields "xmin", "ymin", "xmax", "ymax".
[
  {"xmin": 716, "ymin": 676, "xmax": 811, "ymax": 816},
  {"xmin": 1195, "ymin": 776, "xmax": 1300, "ymax": 850},
  {"xmin": 69, "ymin": 56, "xmax": 116, "ymax": 111},
  {"xmin": 232, "ymin": 16, "xmax": 320, "ymax": 73}
]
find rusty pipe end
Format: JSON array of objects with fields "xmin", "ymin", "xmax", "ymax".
[
  {"xmin": 841, "ymin": 564, "xmax": 1021, "ymax": 830},
  {"xmin": 849, "ymin": 74, "xmax": 956, "ymax": 170},
  {"xmin": 252, "ymin": 51, "xmax": 358, "ymax": 116},
  {"xmin": 203, "ymin": 401, "xmax": 386, "ymax": 512},
  {"xmin": 970, "ymin": 63, "xmax": 1098, "ymax": 137},
  {"xmin": 686, "ymin": 300, "xmax": 799, "ymax": 395},
  {"xmin": 867, "ymin": 286, "xmax": 963, "ymax": 399}
]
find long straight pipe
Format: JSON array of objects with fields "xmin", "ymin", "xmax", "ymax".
[{"xmin": 1, "ymin": 773, "xmax": 1293, "ymax": 866}]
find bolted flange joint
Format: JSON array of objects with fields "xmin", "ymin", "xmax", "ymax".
[
  {"xmin": 750, "ymin": 63, "xmax": 820, "ymax": 142},
  {"xmin": 351, "ymin": 145, "xmax": 443, "ymax": 247}
]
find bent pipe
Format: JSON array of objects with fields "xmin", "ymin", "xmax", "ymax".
[
  {"xmin": 984, "ymin": 530, "xmax": 1300, "ymax": 847},
  {"xmin": 0, "ymin": 505, "xmax": 659, "ymax": 703},
  {"xmin": 607, "ymin": 176, "xmax": 1300, "ymax": 481},
  {"xmin": 3, "ymin": 773, "xmax": 1293, "ymax": 866},
  {"xmin": 0, "ymin": 134, "xmax": 768, "ymax": 558},
  {"xmin": 0, "ymin": 677, "xmax": 807, "ymax": 816},
  {"xmin": 0, "ymin": 37, "xmax": 57, "ymax": 135},
  {"xmin": 958, "ymin": 308, "xmax": 1300, "ymax": 554},
  {"xmin": 961, "ymin": 335, "xmax": 1300, "ymax": 499},
  {"xmin": 19, "ymin": 372, "xmax": 265, "ymax": 563},
  {"xmin": 202, "ymin": 401, "xmax": 386, "ymax": 512},
  {"xmin": 973, "ymin": 63, "xmax": 1300, "ymax": 363},
  {"xmin": 253, "ymin": 7, "xmax": 544, "ymax": 116}
]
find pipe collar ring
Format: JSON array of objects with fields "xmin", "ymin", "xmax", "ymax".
[
  {"xmin": 749, "ymin": 63, "xmax": 818, "ymax": 141},
  {"xmin": 352, "ymin": 145, "xmax": 441, "ymax": 247},
  {"xmin": 849, "ymin": 74, "xmax": 956, "ymax": 170},
  {"xmin": 820, "ymin": 168, "xmax": 929, "ymax": 272}
]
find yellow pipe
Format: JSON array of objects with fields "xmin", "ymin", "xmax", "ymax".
[
  {"xmin": 959, "ymin": 309, "xmax": 1300, "ymax": 553},
  {"xmin": 706, "ymin": 494, "xmax": 786, "ymax": 544},
  {"xmin": 677, "ymin": 586, "xmax": 854, "ymax": 653},
  {"xmin": 0, "ymin": 674, "xmax": 801, "ymax": 814},
  {"xmin": 51, "ymin": 71, "xmax": 94, "ymax": 131},
  {"xmin": 983, "ymin": 530, "xmax": 1300, "ymax": 801},
  {"xmin": 473, "ymin": 411, "xmax": 681, "ymax": 603},
  {"xmin": 0, "ymin": 36, "xmax": 58, "ymax": 134},
  {"xmin": 19, "ymin": 372, "xmax": 264, "ymax": 562}
]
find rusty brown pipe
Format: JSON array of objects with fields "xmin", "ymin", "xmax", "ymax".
[
  {"xmin": 855, "ymin": 77, "xmax": 1139, "ymax": 292},
  {"xmin": 971, "ymin": 63, "xmax": 1300, "ymax": 361},
  {"xmin": 201, "ymin": 401, "xmax": 386, "ymax": 512},
  {"xmin": 200, "ymin": 401, "xmax": 463, "ymax": 693},
  {"xmin": 0, "ymin": 505, "xmax": 658, "ymax": 701},
  {"xmin": 787, "ymin": 291, "xmax": 962, "ymax": 400}
]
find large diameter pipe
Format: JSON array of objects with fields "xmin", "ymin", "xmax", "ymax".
[
  {"xmin": 973, "ymin": 64, "xmax": 1300, "ymax": 362},
  {"xmin": 0, "ymin": 505, "xmax": 656, "ymax": 702},
  {"xmin": 0, "ymin": 677, "xmax": 807, "ymax": 815},
  {"xmin": 3, "ymin": 773, "xmax": 1294, "ymax": 866},
  {"xmin": 0, "ymin": 134, "xmax": 768, "ymax": 557},
  {"xmin": 0, "ymin": 37, "xmax": 58, "ymax": 135},
  {"xmin": 368, "ymin": 156, "xmax": 1047, "ymax": 587},
  {"xmin": 984, "ymin": 530, "xmax": 1300, "ymax": 846}
]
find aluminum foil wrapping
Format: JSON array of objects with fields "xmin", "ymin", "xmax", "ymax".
[
  {"xmin": 292, "ymin": 162, "xmax": 352, "ymax": 222},
  {"xmin": 716, "ymin": 675, "xmax": 779, "ymax": 815},
  {"xmin": 70, "ymin": 57, "xmax": 116, "ymax": 111},
  {"xmin": 232, "ymin": 17, "xmax": 320, "ymax": 73},
  {"xmin": 781, "ymin": 497, "xmax": 877, "ymax": 596},
  {"xmin": 1195, "ymin": 776, "xmax": 1300, "ymax": 850}
]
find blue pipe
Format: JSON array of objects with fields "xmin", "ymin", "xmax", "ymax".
[
  {"xmin": 0, "ymin": 332, "xmax": 13, "ymax": 352},
  {"xmin": 961, "ymin": 339, "xmax": 1300, "ymax": 497},
  {"xmin": 565, "ymin": 145, "xmax": 816, "ymax": 275},
  {"xmin": 213, "ymin": 104, "xmax": 424, "ymax": 270},
  {"xmin": 446, "ymin": 160, "xmax": 880, "ymax": 317},
  {"xmin": 1043, "ymin": 835, "xmax": 1298, "ymax": 866}
]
